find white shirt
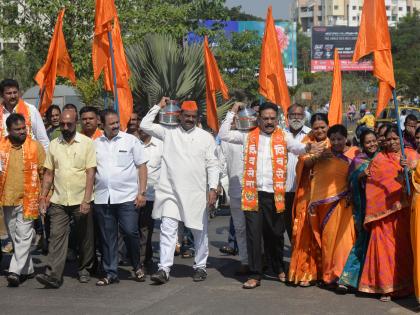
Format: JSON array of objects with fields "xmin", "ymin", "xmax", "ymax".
[
  {"xmin": 2, "ymin": 102, "xmax": 49, "ymax": 150},
  {"xmin": 285, "ymin": 126, "xmax": 311, "ymax": 192},
  {"xmin": 143, "ymin": 137, "xmax": 163, "ymax": 201},
  {"xmin": 219, "ymin": 141, "xmax": 244, "ymax": 199},
  {"xmin": 140, "ymin": 105, "xmax": 219, "ymax": 230},
  {"xmin": 94, "ymin": 131, "xmax": 148, "ymax": 204},
  {"xmin": 218, "ymin": 111, "xmax": 308, "ymax": 193}
]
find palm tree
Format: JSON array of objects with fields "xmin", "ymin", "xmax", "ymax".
[{"xmin": 126, "ymin": 33, "xmax": 234, "ymax": 122}]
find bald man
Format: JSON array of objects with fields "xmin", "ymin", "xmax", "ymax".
[{"xmin": 36, "ymin": 110, "xmax": 97, "ymax": 289}]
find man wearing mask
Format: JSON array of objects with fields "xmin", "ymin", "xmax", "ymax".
[
  {"xmin": 140, "ymin": 98, "xmax": 219, "ymax": 284},
  {"xmin": 284, "ymin": 104, "xmax": 311, "ymax": 241},
  {"xmin": 36, "ymin": 110, "xmax": 96, "ymax": 288},
  {"xmin": 219, "ymin": 102, "xmax": 324, "ymax": 289},
  {"xmin": 0, "ymin": 114, "xmax": 45, "ymax": 287}
]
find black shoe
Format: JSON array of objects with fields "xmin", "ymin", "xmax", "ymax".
[
  {"xmin": 7, "ymin": 273, "xmax": 20, "ymax": 287},
  {"xmin": 193, "ymin": 268, "xmax": 207, "ymax": 282},
  {"xmin": 35, "ymin": 274, "xmax": 62, "ymax": 289},
  {"xmin": 219, "ymin": 246, "xmax": 238, "ymax": 256},
  {"xmin": 151, "ymin": 270, "xmax": 169, "ymax": 284},
  {"xmin": 19, "ymin": 273, "xmax": 35, "ymax": 283}
]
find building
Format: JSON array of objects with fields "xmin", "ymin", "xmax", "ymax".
[{"xmin": 295, "ymin": 0, "xmax": 420, "ymax": 33}]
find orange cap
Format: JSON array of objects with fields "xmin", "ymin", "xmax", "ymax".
[{"xmin": 181, "ymin": 100, "xmax": 198, "ymax": 111}]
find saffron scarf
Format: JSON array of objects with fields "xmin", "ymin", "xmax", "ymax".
[
  {"xmin": 0, "ymin": 137, "xmax": 40, "ymax": 220},
  {"xmin": 0, "ymin": 99, "xmax": 32, "ymax": 138},
  {"xmin": 82, "ymin": 128, "xmax": 103, "ymax": 140},
  {"xmin": 242, "ymin": 127, "xmax": 287, "ymax": 213}
]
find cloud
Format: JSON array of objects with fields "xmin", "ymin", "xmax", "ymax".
[{"xmin": 225, "ymin": 0, "xmax": 293, "ymax": 19}]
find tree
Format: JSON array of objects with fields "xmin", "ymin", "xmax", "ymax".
[{"xmin": 391, "ymin": 11, "xmax": 420, "ymax": 98}]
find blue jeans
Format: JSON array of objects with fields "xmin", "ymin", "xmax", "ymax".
[{"xmin": 94, "ymin": 202, "xmax": 140, "ymax": 279}]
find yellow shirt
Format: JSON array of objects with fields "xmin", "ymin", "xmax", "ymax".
[
  {"xmin": 44, "ymin": 132, "xmax": 96, "ymax": 206},
  {"xmin": 357, "ymin": 113, "xmax": 376, "ymax": 129},
  {"xmin": 2, "ymin": 141, "xmax": 45, "ymax": 206}
]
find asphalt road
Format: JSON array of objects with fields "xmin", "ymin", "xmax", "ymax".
[{"xmin": 0, "ymin": 210, "xmax": 417, "ymax": 315}]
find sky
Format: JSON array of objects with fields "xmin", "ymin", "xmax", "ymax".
[{"xmin": 225, "ymin": 0, "xmax": 294, "ymax": 20}]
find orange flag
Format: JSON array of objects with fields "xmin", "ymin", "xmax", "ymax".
[
  {"xmin": 204, "ymin": 36, "xmax": 229, "ymax": 133},
  {"xmin": 259, "ymin": 6, "xmax": 291, "ymax": 114},
  {"xmin": 92, "ymin": 0, "xmax": 132, "ymax": 130},
  {"xmin": 353, "ymin": 0, "xmax": 395, "ymax": 117},
  {"xmin": 34, "ymin": 9, "xmax": 76, "ymax": 114},
  {"xmin": 328, "ymin": 49, "xmax": 342, "ymax": 126}
]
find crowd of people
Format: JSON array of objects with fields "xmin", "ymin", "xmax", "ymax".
[{"xmin": 1, "ymin": 78, "xmax": 420, "ymax": 305}]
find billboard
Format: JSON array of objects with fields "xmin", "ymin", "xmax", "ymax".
[
  {"xmin": 311, "ymin": 26, "xmax": 373, "ymax": 72},
  {"xmin": 188, "ymin": 20, "xmax": 298, "ymax": 86}
]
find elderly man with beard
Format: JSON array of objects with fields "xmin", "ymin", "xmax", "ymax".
[
  {"xmin": 36, "ymin": 110, "xmax": 96, "ymax": 288},
  {"xmin": 219, "ymin": 102, "xmax": 324, "ymax": 289},
  {"xmin": 140, "ymin": 98, "xmax": 219, "ymax": 284},
  {"xmin": 0, "ymin": 114, "xmax": 45, "ymax": 287},
  {"xmin": 284, "ymin": 104, "xmax": 311, "ymax": 241}
]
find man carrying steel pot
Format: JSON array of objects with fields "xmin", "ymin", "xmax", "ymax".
[
  {"xmin": 140, "ymin": 97, "xmax": 219, "ymax": 284},
  {"xmin": 218, "ymin": 102, "xmax": 325, "ymax": 289}
]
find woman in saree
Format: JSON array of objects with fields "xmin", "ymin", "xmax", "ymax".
[
  {"xmin": 308, "ymin": 124, "xmax": 358, "ymax": 293},
  {"xmin": 338, "ymin": 130, "xmax": 379, "ymax": 289},
  {"xmin": 410, "ymin": 127, "xmax": 420, "ymax": 304},
  {"xmin": 288, "ymin": 113, "xmax": 329, "ymax": 287},
  {"xmin": 359, "ymin": 125, "xmax": 417, "ymax": 302}
]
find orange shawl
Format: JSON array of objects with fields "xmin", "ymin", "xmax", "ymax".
[
  {"xmin": 0, "ymin": 137, "xmax": 40, "ymax": 220},
  {"xmin": 242, "ymin": 127, "xmax": 287, "ymax": 213},
  {"xmin": 365, "ymin": 149, "xmax": 417, "ymax": 225},
  {"xmin": 82, "ymin": 128, "xmax": 103, "ymax": 140},
  {"xmin": 0, "ymin": 99, "xmax": 32, "ymax": 138}
]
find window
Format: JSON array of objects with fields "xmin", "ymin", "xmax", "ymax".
[
  {"xmin": 399, "ymin": 7, "xmax": 403, "ymax": 11},
  {"xmin": 318, "ymin": 16, "xmax": 322, "ymax": 21},
  {"xmin": 352, "ymin": 5, "xmax": 356, "ymax": 10},
  {"xmin": 352, "ymin": 16, "xmax": 356, "ymax": 20},
  {"xmin": 387, "ymin": 16, "xmax": 391, "ymax": 20},
  {"xmin": 392, "ymin": 15, "xmax": 397, "ymax": 21},
  {"xmin": 334, "ymin": 5, "xmax": 339, "ymax": 10},
  {"xmin": 359, "ymin": 6, "xmax": 362, "ymax": 10},
  {"xmin": 386, "ymin": 6, "xmax": 390, "ymax": 10},
  {"xmin": 318, "ymin": 6, "xmax": 322, "ymax": 11}
]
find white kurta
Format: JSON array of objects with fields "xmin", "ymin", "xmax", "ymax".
[{"xmin": 140, "ymin": 105, "xmax": 219, "ymax": 230}]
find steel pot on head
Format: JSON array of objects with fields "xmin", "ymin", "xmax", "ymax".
[
  {"xmin": 159, "ymin": 100, "xmax": 181, "ymax": 126},
  {"xmin": 236, "ymin": 107, "xmax": 258, "ymax": 131}
]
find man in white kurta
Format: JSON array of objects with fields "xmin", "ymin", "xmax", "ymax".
[{"xmin": 140, "ymin": 98, "xmax": 219, "ymax": 284}]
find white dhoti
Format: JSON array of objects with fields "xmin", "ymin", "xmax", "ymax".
[
  {"xmin": 158, "ymin": 216, "xmax": 209, "ymax": 275},
  {"xmin": 3, "ymin": 205, "xmax": 34, "ymax": 275}
]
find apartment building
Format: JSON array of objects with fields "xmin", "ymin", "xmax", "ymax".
[{"xmin": 295, "ymin": 0, "xmax": 420, "ymax": 33}]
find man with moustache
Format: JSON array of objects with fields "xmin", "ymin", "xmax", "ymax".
[
  {"xmin": 0, "ymin": 79, "xmax": 49, "ymax": 150},
  {"xmin": 94, "ymin": 109, "xmax": 148, "ymax": 285},
  {"xmin": 219, "ymin": 102, "xmax": 324, "ymax": 289},
  {"xmin": 79, "ymin": 106, "xmax": 102, "ymax": 140},
  {"xmin": 0, "ymin": 114, "xmax": 45, "ymax": 287},
  {"xmin": 284, "ymin": 104, "xmax": 311, "ymax": 241},
  {"xmin": 140, "ymin": 98, "xmax": 219, "ymax": 284},
  {"xmin": 36, "ymin": 110, "xmax": 96, "ymax": 288},
  {"xmin": 127, "ymin": 112, "xmax": 141, "ymax": 139}
]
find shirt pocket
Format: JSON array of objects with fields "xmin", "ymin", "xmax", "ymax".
[
  {"xmin": 72, "ymin": 153, "xmax": 85, "ymax": 169},
  {"xmin": 115, "ymin": 151, "xmax": 132, "ymax": 168}
]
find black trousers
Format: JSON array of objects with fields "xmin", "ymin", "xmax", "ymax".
[
  {"xmin": 245, "ymin": 192, "xmax": 286, "ymax": 280},
  {"xmin": 284, "ymin": 192, "xmax": 295, "ymax": 243},
  {"xmin": 138, "ymin": 201, "xmax": 155, "ymax": 265}
]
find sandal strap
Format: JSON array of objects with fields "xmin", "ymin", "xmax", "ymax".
[{"xmin": 96, "ymin": 278, "xmax": 110, "ymax": 286}]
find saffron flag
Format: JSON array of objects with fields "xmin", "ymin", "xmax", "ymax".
[
  {"xmin": 328, "ymin": 49, "xmax": 343, "ymax": 125},
  {"xmin": 34, "ymin": 9, "xmax": 76, "ymax": 114},
  {"xmin": 353, "ymin": 0, "xmax": 395, "ymax": 117},
  {"xmin": 92, "ymin": 0, "xmax": 133, "ymax": 129},
  {"xmin": 259, "ymin": 6, "xmax": 290, "ymax": 114},
  {"xmin": 204, "ymin": 36, "xmax": 229, "ymax": 133}
]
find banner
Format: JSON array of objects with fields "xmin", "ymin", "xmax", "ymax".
[{"xmin": 311, "ymin": 26, "xmax": 373, "ymax": 72}]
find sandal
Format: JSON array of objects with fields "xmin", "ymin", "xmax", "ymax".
[
  {"xmin": 181, "ymin": 249, "xmax": 194, "ymax": 258},
  {"xmin": 299, "ymin": 281, "xmax": 311, "ymax": 287},
  {"xmin": 242, "ymin": 279, "xmax": 261, "ymax": 289},
  {"xmin": 96, "ymin": 277, "xmax": 119, "ymax": 286},
  {"xmin": 336, "ymin": 284, "xmax": 348, "ymax": 294},
  {"xmin": 134, "ymin": 269, "xmax": 146, "ymax": 282},
  {"xmin": 278, "ymin": 272, "xmax": 287, "ymax": 283},
  {"xmin": 380, "ymin": 295, "xmax": 391, "ymax": 302}
]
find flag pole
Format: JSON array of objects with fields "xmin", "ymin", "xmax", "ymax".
[
  {"xmin": 35, "ymin": 86, "xmax": 46, "ymax": 110},
  {"xmin": 107, "ymin": 30, "xmax": 120, "ymax": 117},
  {"xmin": 392, "ymin": 89, "xmax": 411, "ymax": 195}
]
